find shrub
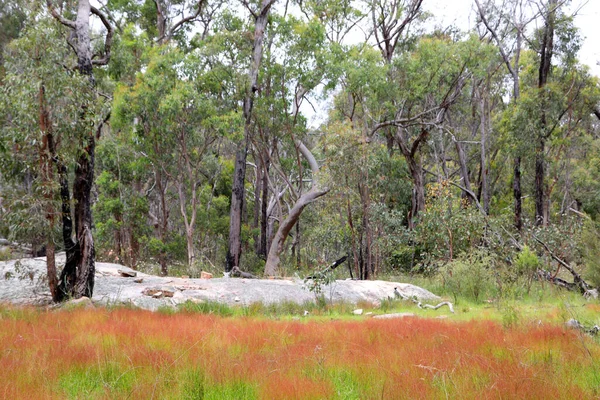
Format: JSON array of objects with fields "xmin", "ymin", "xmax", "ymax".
[
  {"xmin": 440, "ymin": 250, "xmax": 496, "ymax": 303},
  {"xmin": 514, "ymin": 245, "xmax": 540, "ymax": 293},
  {"xmin": 581, "ymin": 220, "xmax": 600, "ymax": 288}
]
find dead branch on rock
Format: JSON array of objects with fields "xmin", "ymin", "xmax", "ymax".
[{"xmin": 394, "ymin": 287, "xmax": 455, "ymax": 313}]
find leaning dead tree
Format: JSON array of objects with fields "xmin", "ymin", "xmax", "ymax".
[
  {"xmin": 46, "ymin": 0, "xmax": 113, "ymax": 300},
  {"xmin": 533, "ymin": 236, "xmax": 592, "ymax": 294}
]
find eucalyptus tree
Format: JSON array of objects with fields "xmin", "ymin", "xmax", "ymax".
[
  {"xmin": 250, "ymin": 15, "xmax": 331, "ymax": 276},
  {"xmin": 226, "ymin": 0, "xmax": 277, "ymax": 273},
  {"xmin": 112, "ymin": 46, "xmax": 239, "ymax": 273},
  {"xmin": 1, "ymin": 0, "xmax": 113, "ymax": 300},
  {"xmin": 1, "ymin": 19, "xmax": 82, "ymax": 300},
  {"xmin": 475, "ymin": 0, "xmax": 534, "ymax": 230},
  {"xmin": 40, "ymin": 0, "xmax": 114, "ymax": 300}
]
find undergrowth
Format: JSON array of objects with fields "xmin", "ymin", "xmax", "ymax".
[{"xmin": 1, "ymin": 295, "xmax": 599, "ymax": 399}]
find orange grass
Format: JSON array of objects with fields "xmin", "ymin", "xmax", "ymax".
[{"xmin": 0, "ymin": 306, "xmax": 599, "ymax": 399}]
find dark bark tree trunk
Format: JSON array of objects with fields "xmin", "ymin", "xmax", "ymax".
[
  {"xmin": 72, "ymin": 135, "xmax": 96, "ymax": 298},
  {"xmin": 395, "ymin": 126, "xmax": 427, "ymax": 228},
  {"xmin": 454, "ymin": 138, "xmax": 473, "ymax": 206},
  {"xmin": 513, "ymin": 156, "xmax": 523, "ymax": 231},
  {"xmin": 155, "ymin": 166, "xmax": 169, "ymax": 276},
  {"xmin": 479, "ymin": 87, "xmax": 490, "ymax": 214},
  {"xmin": 359, "ymin": 181, "xmax": 373, "ymax": 279},
  {"xmin": 226, "ymin": 0, "xmax": 276, "ymax": 272},
  {"xmin": 535, "ymin": 0, "xmax": 556, "ymax": 226},
  {"xmin": 258, "ymin": 155, "xmax": 270, "ymax": 259},
  {"xmin": 46, "ymin": 0, "xmax": 111, "ymax": 299}
]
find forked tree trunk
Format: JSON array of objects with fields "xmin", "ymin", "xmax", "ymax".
[
  {"xmin": 47, "ymin": 0, "xmax": 113, "ymax": 299},
  {"xmin": 405, "ymin": 155, "xmax": 426, "ymax": 228},
  {"xmin": 264, "ymin": 141, "xmax": 329, "ymax": 276}
]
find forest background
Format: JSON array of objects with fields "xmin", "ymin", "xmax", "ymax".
[{"xmin": 1, "ymin": 0, "xmax": 600, "ymax": 303}]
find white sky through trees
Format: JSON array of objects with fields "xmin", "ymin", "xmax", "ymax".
[
  {"xmin": 426, "ymin": 0, "xmax": 599, "ymax": 76},
  {"xmin": 89, "ymin": 0, "xmax": 599, "ymax": 126}
]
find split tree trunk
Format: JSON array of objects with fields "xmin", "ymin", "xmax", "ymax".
[
  {"xmin": 264, "ymin": 141, "xmax": 329, "ymax": 276},
  {"xmin": 47, "ymin": 0, "xmax": 110, "ymax": 299}
]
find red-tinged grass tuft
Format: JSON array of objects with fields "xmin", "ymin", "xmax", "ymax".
[{"xmin": 0, "ymin": 305, "xmax": 599, "ymax": 399}]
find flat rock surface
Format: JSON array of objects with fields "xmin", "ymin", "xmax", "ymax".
[{"xmin": 0, "ymin": 254, "xmax": 440, "ymax": 311}]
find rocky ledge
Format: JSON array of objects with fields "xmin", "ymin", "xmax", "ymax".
[{"xmin": 0, "ymin": 255, "xmax": 439, "ymax": 311}]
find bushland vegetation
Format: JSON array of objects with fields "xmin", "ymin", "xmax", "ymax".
[{"xmin": 0, "ymin": 0, "xmax": 599, "ymax": 300}]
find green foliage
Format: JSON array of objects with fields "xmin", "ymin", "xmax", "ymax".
[
  {"xmin": 178, "ymin": 300, "xmax": 234, "ymax": 317},
  {"xmin": 581, "ymin": 220, "xmax": 600, "ymax": 288},
  {"xmin": 0, "ymin": 15, "xmax": 100, "ymax": 250},
  {"xmin": 413, "ymin": 181, "xmax": 487, "ymax": 274},
  {"xmin": 440, "ymin": 250, "xmax": 497, "ymax": 304},
  {"xmin": 514, "ymin": 245, "xmax": 540, "ymax": 293}
]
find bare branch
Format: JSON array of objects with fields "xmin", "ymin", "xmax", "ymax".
[
  {"xmin": 90, "ymin": 6, "xmax": 114, "ymax": 66},
  {"xmin": 167, "ymin": 0, "xmax": 206, "ymax": 40},
  {"xmin": 46, "ymin": 1, "xmax": 76, "ymax": 29}
]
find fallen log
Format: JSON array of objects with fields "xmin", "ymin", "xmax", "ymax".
[
  {"xmin": 534, "ymin": 235, "xmax": 592, "ymax": 294},
  {"xmin": 394, "ymin": 287, "xmax": 454, "ymax": 313}
]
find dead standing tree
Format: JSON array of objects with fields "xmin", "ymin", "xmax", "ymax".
[{"xmin": 46, "ymin": 0, "xmax": 113, "ymax": 300}]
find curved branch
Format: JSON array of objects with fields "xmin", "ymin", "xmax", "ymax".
[
  {"xmin": 90, "ymin": 6, "xmax": 114, "ymax": 66},
  {"xmin": 165, "ymin": 0, "xmax": 206, "ymax": 41},
  {"xmin": 46, "ymin": 0, "xmax": 76, "ymax": 29}
]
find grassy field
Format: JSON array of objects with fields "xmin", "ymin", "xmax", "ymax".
[{"xmin": 1, "ymin": 291, "xmax": 600, "ymax": 400}]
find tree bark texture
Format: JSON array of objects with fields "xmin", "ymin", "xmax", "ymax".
[
  {"xmin": 47, "ymin": 0, "xmax": 113, "ymax": 299},
  {"xmin": 226, "ymin": 0, "xmax": 276, "ymax": 272},
  {"xmin": 396, "ymin": 127, "xmax": 427, "ymax": 228},
  {"xmin": 264, "ymin": 141, "xmax": 329, "ymax": 276}
]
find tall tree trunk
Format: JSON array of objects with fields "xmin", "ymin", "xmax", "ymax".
[
  {"xmin": 359, "ymin": 181, "xmax": 372, "ymax": 279},
  {"xmin": 454, "ymin": 139, "xmax": 473, "ymax": 206},
  {"xmin": 155, "ymin": 166, "xmax": 169, "ymax": 275},
  {"xmin": 72, "ymin": 135, "xmax": 96, "ymax": 298},
  {"xmin": 535, "ymin": 0, "xmax": 556, "ymax": 226},
  {"xmin": 47, "ymin": 0, "xmax": 113, "ymax": 299},
  {"xmin": 513, "ymin": 156, "xmax": 522, "ymax": 231},
  {"xmin": 406, "ymin": 156, "xmax": 425, "ymax": 228},
  {"xmin": 258, "ymin": 154, "xmax": 269, "ymax": 259},
  {"xmin": 479, "ymin": 87, "xmax": 489, "ymax": 214},
  {"xmin": 475, "ymin": 0, "xmax": 524, "ymax": 230},
  {"xmin": 226, "ymin": 0, "xmax": 276, "ymax": 272},
  {"xmin": 39, "ymin": 84, "xmax": 60, "ymax": 302}
]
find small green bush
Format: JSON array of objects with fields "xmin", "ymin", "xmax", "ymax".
[
  {"xmin": 514, "ymin": 245, "xmax": 540, "ymax": 294},
  {"xmin": 440, "ymin": 250, "xmax": 496, "ymax": 304},
  {"xmin": 582, "ymin": 221, "xmax": 600, "ymax": 288}
]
